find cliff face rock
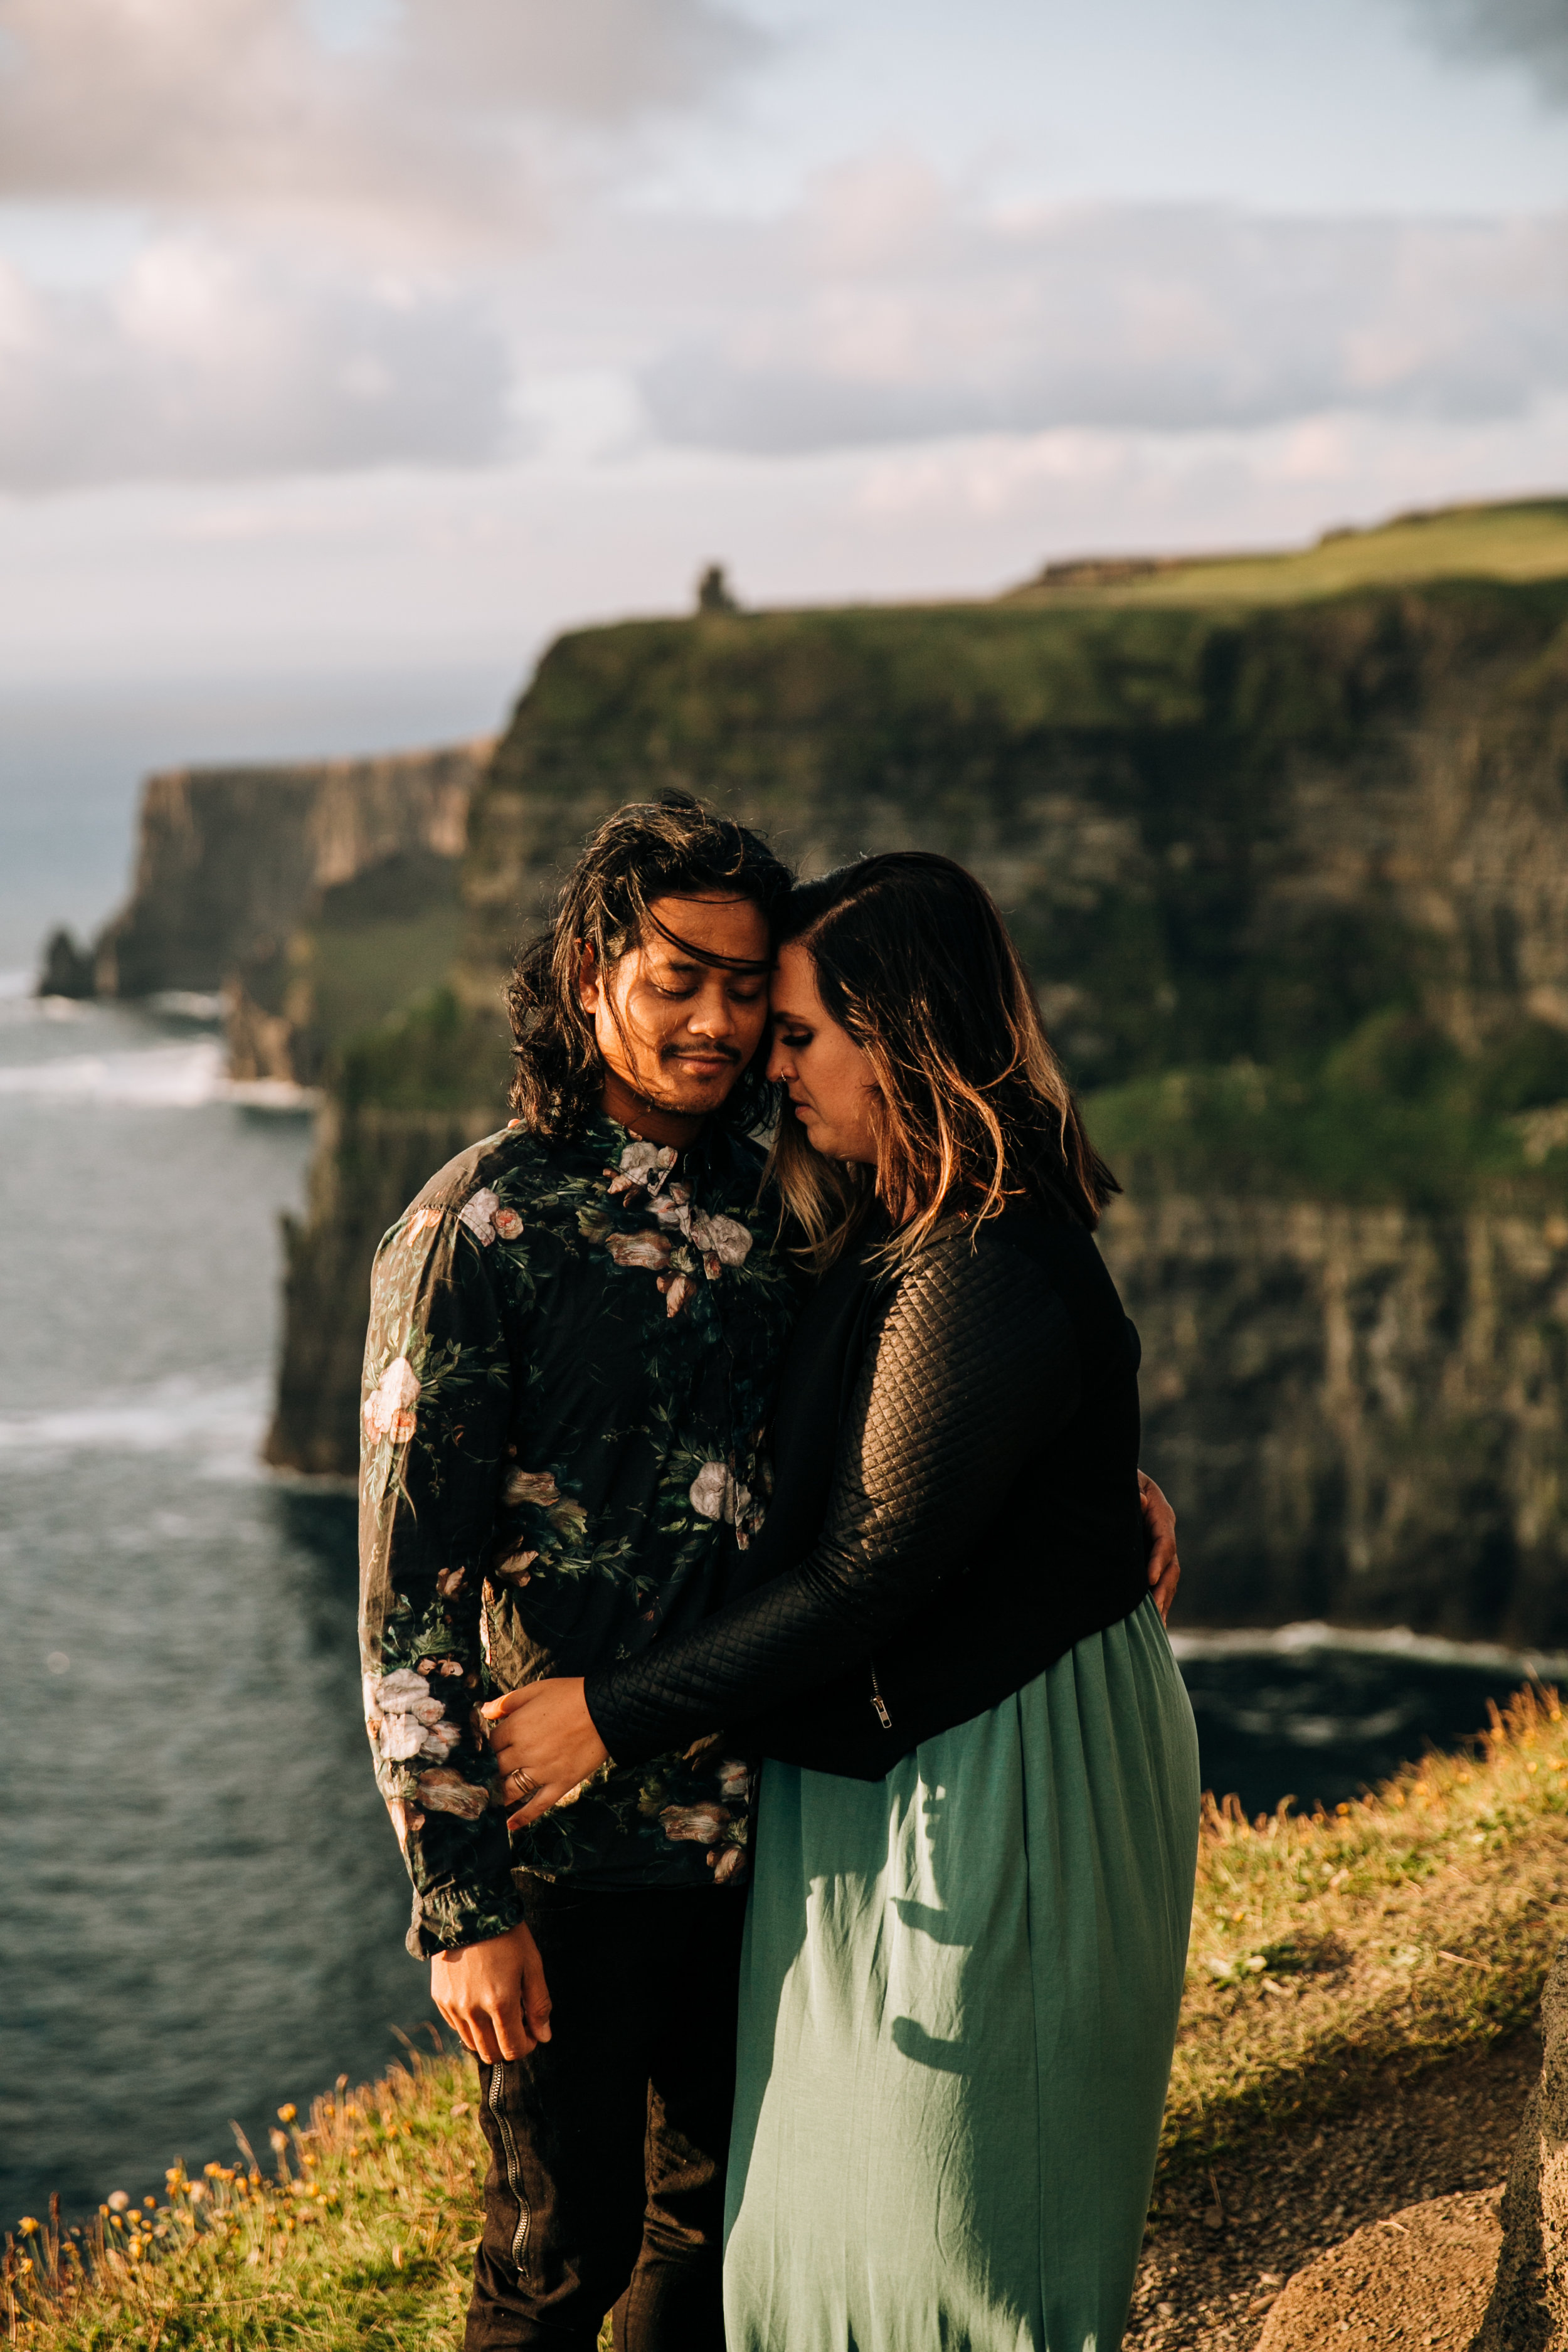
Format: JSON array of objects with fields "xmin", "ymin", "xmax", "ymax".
[
  {"xmin": 1478, "ymin": 1942, "xmax": 1568, "ymax": 2352},
  {"xmin": 265, "ymin": 558, "xmax": 1568, "ymax": 1640},
  {"xmin": 458, "ymin": 587, "xmax": 1568, "ymax": 1093},
  {"xmin": 1103, "ymin": 1197, "xmax": 1568, "ymax": 1645},
  {"xmin": 224, "ymin": 846, "xmax": 465, "ymax": 1088},
  {"xmin": 265, "ymin": 1097, "xmax": 499, "ymax": 1476},
  {"xmin": 272, "ymin": 1120, "xmax": 1568, "ymax": 1633},
  {"xmin": 36, "ymin": 928, "xmax": 95, "ymax": 998},
  {"xmin": 90, "ymin": 742, "xmax": 487, "ymax": 1002}
]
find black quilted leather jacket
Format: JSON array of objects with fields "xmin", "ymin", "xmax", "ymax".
[{"xmin": 583, "ymin": 1201, "xmax": 1150, "ymax": 1780}]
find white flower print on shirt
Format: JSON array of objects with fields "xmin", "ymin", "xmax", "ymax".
[
  {"xmin": 458, "ymin": 1187, "xmax": 502, "ymax": 1245},
  {"xmin": 363, "ymin": 1357, "xmax": 420, "ymax": 1444},
  {"xmin": 607, "ymin": 1229, "xmax": 673, "ymax": 1271},
  {"xmin": 687, "ymin": 1211, "xmax": 752, "ymax": 1268},
  {"xmin": 366, "ymin": 1666, "xmax": 458, "ymax": 1762},
  {"xmin": 689, "ymin": 1459, "xmax": 754, "ymax": 1527},
  {"xmin": 608, "ymin": 1141, "xmax": 678, "ymax": 1200}
]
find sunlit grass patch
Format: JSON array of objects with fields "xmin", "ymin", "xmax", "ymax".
[
  {"xmin": 1164, "ymin": 1683, "xmax": 1568, "ymax": 2168},
  {"xmin": 3, "ymin": 2047, "xmax": 489, "ymax": 2350},
  {"xmin": 9, "ymin": 1689, "xmax": 1568, "ymax": 2343}
]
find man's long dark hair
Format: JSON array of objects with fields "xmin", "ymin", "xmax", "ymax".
[
  {"xmin": 766, "ymin": 851, "xmax": 1120, "ymax": 1269},
  {"xmin": 506, "ymin": 793, "xmax": 793, "ymax": 1138}
]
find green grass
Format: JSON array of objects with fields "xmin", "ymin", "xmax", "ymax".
[
  {"xmin": 1165, "ymin": 1683, "xmax": 1568, "ymax": 2166},
  {"xmin": 1087, "ymin": 1009, "xmax": 1568, "ymax": 1212},
  {"xmin": 1004, "ymin": 496, "xmax": 1568, "ymax": 609},
  {"xmin": 335, "ymin": 989, "xmax": 513, "ymax": 1118},
  {"xmin": 3, "ymin": 2055, "xmax": 489, "ymax": 2351},
  {"xmin": 300, "ymin": 911, "xmax": 465, "ymax": 1064},
  {"xmin": 11, "ymin": 1691, "xmax": 1568, "ymax": 2346}
]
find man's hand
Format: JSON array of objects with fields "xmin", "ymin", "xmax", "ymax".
[
  {"xmin": 483, "ymin": 1680, "xmax": 610, "ymax": 1832},
  {"xmin": 430, "ymin": 1921, "xmax": 552, "ymax": 2067},
  {"xmin": 1138, "ymin": 1470, "xmax": 1180, "ymax": 1624}
]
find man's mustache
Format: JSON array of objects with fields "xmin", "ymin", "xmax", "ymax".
[{"xmin": 660, "ymin": 1041, "xmax": 743, "ymax": 1064}]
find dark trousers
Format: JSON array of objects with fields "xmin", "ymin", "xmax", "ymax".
[{"xmin": 465, "ymin": 1877, "xmax": 748, "ymax": 2352}]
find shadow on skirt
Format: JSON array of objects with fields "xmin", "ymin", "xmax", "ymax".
[{"xmin": 724, "ymin": 1594, "xmax": 1201, "ymax": 2352}]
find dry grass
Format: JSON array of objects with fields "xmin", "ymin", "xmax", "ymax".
[
  {"xmin": 3, "ymin": 2052, "xmax": 490, "ymax": 2351},
  {"xmin": 10, "ymin": 1688, "xmax": 1568, "ymax": 2347},
  {"xmin": 1166, "ymin": 1685, "xmax": 1568, "ymax": 2168}
]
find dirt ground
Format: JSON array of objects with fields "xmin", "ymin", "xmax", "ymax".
[
  {"xmin": 1126, "ymin": 2030, "xmax": 1541, "ymax": 2352},
  {"xmin": 1254, "ymin": 2190, "xmax": 1503, "ymax": 2352}
]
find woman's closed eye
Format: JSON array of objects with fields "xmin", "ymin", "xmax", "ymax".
[{"xmin": 775, "ymin": 1025, "xmax": 812, "ymax": 1048}]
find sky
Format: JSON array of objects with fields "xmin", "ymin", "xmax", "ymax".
[{"xmin": 0, "ymin": 0, "xmax": 1565, "ymax": 700}]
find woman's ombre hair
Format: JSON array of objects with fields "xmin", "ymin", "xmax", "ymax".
[{"xmin": 766, "ymin": 852, "xmax": 1118, "ymax": 1271}]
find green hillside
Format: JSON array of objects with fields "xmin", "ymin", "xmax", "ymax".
[{"xmin": 1004, "ymin": 495, "xmax": 1568, "ymax": 609}]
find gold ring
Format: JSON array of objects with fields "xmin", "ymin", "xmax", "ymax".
[{"xmin": 508, "ymin": 1767, "xmax": 538, "ymax": 1798}]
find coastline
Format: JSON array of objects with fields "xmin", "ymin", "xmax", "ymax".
[{"xmin": 1169, "ymin": 1621, "xmax": 1568, "ymax": 1680}]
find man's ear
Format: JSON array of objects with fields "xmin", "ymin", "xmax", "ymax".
[{"xmin": 576, "ymin": 941, "xmax": 600, "ymax": 1017}]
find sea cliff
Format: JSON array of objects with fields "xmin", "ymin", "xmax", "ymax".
[
  {"xmin": 1104, "ymin": 1195, "xmax": 1568, "ymax": 1643},
  {"xmin": 92, "ymin": 499, "xmax": 1568, "ymax": 1636},
  {"xmin": 90, "ymin": 743, "xmax": 484, "ymax": 1000},
  {"xmin": 41, "ymin": 741, "xmax": 493, "ymax": 1085}
]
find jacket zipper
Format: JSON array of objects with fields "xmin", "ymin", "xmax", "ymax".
[{"xmin": 869, "ymin": 1662, "xmax": 893, "ymax": 1731}]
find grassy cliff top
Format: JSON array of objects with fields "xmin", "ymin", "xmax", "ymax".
[
  {"xmin": 1001, "ymin": 496, "xmax": 1568, "ymax": 610},
  {"xmin": 11, "ymin": 1689, "xmax": 1568, "ymax": 2348}
]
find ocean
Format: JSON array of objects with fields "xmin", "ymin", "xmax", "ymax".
[
  {"xmin": 0, "ymin": 987, "xmax": 438, "ymax": 2228},
  {"xmin": 2, "ymin": 682, "xmax": 1562, "ymax": 2225}
]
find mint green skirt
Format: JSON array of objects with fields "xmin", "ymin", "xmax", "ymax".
[{"xmin": 723, "ymin": 1595, "xmax": 1200, "ymax": 2352}]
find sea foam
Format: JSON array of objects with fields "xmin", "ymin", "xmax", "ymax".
[
  {"xmin": 0, "ymin": 1039, "xmax": 228, "ymax": 1106},
  {"xmin": 1170, "ymin": 1618, "xmax": 1568, "ymax": 1682},
  {"xmin": 0, "ymin": 1377, "xmax": 270, "ymax": 1466}
]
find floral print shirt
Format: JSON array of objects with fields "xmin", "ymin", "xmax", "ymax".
[{"xmin": 359, "ymin": 1111, "xmax": 798, "ymax": 1957}]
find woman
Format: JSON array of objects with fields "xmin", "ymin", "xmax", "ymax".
[{"xmin": 489, "ymin": 852, "xmax": 1200, "ymax": 2352}]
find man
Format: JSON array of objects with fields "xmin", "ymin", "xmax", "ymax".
[{"xmin": 359, "ymin": 793, "xmax": 1180, "ymax": 2351}]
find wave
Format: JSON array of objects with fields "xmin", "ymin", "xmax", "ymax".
[
  {"xmin": 0, "ymin": 987, "xmax": 221, "ymax": 1030},
  {"xmin": 1169, "ymin": 1618, "xmax": 1568, "ymax": 1682},
  {"xmin": 0, "ymin": 1040, "xmax": 317, "ymax": 1111},
  {"xmin": 0, "ymin": 990, "xmax": 90, "ymax": 1028},
  {"xmin": 0, "ymin": 1377, "xmax": 270, "ymax": 1466},
  {"xmin": 0, "ymin": 1040, "xmax": 226, "ymax": 1104}
]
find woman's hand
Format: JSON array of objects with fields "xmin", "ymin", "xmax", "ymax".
[
  {"xmin": 1138, "ymin": 1471, "xmax": 1180, "ymax": 1624},
  {"xmin": 482, "ymin": 1679, "xmax": 610, "ymax": 1830},
  {"xmin": 430, "ymin": 1920, "xmax": 552, "ymax": 2065}
]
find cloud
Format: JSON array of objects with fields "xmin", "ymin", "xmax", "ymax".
[
  {"xmin": 1, "ymin": 8, "xmax": 1563, "ymax": 494},
  {"xmin": 0, "ymin": 235, "xmax": 509, "ymax": 487},
  {"xmin": 0, "ymin": 0, "xmax": 760, "ymax": 484},
  {"xmin": 636, "ymin": 161, "xmax": 1568, "ymax": 453},
  {"xmin": 1394, "ymin": 0, "xmax": 1568, "ymax": 102},
  {"xmin": 7, "ymin": 159, "xmax": 1567, "ymax": 488},
  {"xmin": 0, "ymin": 0, "xmax": 762, "ymax": 245}
]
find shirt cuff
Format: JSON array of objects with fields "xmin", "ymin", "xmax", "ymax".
[{"xmin": 404, "ymin": 1877, "xmax": 528, "ymax": 1961}]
